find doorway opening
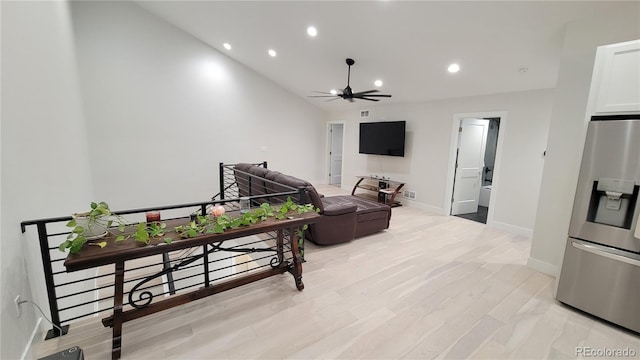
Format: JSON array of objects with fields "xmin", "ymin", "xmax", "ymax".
[
  {"xmin": 450, "ymin": 116, "xmax": 501, "ymax": 224},
  {"xmin": 328, "ymin": 122, "xmax": 344, "ymax": 187}
]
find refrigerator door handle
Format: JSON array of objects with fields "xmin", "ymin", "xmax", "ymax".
[{"xmin": 572, "ymin": 241, "xmax": 640, "ymax": 267}]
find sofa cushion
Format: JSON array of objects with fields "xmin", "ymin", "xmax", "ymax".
[
  {"xmin": 305, "ymin": 186, "xmax": 325, "ymax": 212},
  {"xmin": 357, "ymin": 210, "xmax": 390, "ymax": 222},
  {"xmin": 321, "ymin": 197, "xmax": 356, "ymax": 216},
  {"xmin": 262, "ymin": 171, "xmax": 307, "ymax": 203},
  {"xmin": 233, "ymin": 163, "xmax": 254, "ymax": 197},
  {"xmin": 263, "ymin": 170, "xmax": 282, "ymax": 181},
  {"xmin": 248, "ymin": 165, "xmax": 269, "ymax": 178},
  {"xmin": 332, "ymin": 195, "xmax": 390, "ymax": 212},
  {"xmin": 263, "ymin": 171, "xmax": 323, "ymax": 212},
  {"xmin": 246, "ymin": 166, "xmax": 268, "ymax": 196},
  {"xmin": 330, "ymin": 195, "xmax": 391, "ymax": 222},
  {"xmin": 265, "ymin": 171, "xmax": 306, "ymax": 187},
  {"xmin": 234, "ymin": 163, "xmax": 253, "ymax": 172}
]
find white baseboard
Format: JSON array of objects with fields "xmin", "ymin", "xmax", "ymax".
[
  {"xmin": 489, "ymin": 220, "xmax": 533, "ymax": 238},
  {"xmin": 402, "ymin": 200, "xmax": 446, "ymax": 215},
  {"xmin": 21, "ymin": 317, "xmax": 42, "ymax": 360},
  {"xmin": 527, "ymin": 256, "xmax": 559, "ymax": 278},
  {"xmin": 310, "ymin": 179, "xmax": 327, "ymax": 187}
]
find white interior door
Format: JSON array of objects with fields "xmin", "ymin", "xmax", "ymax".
[
  {"xmin": 451, "ymin": 118, "xmax": 489, "ymax": 215},
  {"xmin": 329, "ymin": 123, "xmax": 343, "ymax": 185}
]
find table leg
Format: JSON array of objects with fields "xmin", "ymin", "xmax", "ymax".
[
  {"xmin": 289, "ymin": 227, "xmax": 304, "ymax": 290},
  {"xmin": 351, "ymin": 177, "xmax": 365, "ymax": 195},
  {"xmin": 112, "ymin": 261, "xmax": 125, "ymax": 360},
  {"xmin": 277, "ymin": 229, "xmax": 284, "ymax": 265},
  {"xmin": 390, "ymin": 183, "xmax": 405, "ymax": 206}
]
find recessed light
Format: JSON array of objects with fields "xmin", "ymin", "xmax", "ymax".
[
  {"xmin": 448, "ymin": 63, "xmax": 460, "ymax": 73},
  {"xmin": 374, "ymin": 80, "xmax": 383, "ymax": 87},
  {"xmin": 268, "ymin": 49, "xmax": 277, "ymax": 57},
  {"xmin": 330, "ymin": 89, "xmax": 337, "ymax": 95},
  {"xmin": 518, "ymin": 67, "xmax": 529, "ymax": 74},
  {"xmin": 307, "ymin": 26, "xmax": 317, "ymax": 37},
  {"xmin": 223, "ymin": 43, "xmax": 231, "ymax": 50}
]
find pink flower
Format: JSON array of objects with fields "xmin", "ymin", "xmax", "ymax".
[{"xmin": 211, "ymin": 205, "xmax": 225, "ymax": 217}]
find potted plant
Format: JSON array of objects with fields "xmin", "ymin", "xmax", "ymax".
[
  {"xmin": 59, "ymin": 201, "xmax": 127, "ymax": 253},
  {"xmin": 72, "ymin": 201, "xmax": 111, "ymax": 238}
]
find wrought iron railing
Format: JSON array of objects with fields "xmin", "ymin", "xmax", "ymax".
[{"xmin": 20, "ymin": 161, "xmax": 308, "ymax": 340}]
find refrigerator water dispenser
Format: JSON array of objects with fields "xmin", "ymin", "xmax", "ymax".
[{"xmin": 587, "ymin": 178, "xmax": 638, "ymax": 229}]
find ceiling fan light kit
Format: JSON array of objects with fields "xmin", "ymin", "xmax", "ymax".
[{"xmin": 310, "ymin": 58, "xmax": 392, "ymax": 102}]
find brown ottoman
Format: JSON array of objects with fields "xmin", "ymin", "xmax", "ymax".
[{"xmin": 330, "ymin": 195, "xmax": 391, "ymax": 238}]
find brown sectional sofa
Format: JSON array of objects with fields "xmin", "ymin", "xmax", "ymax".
[{"xmin": 233, "ymin": 163, "xmax": 391, "ymax": 245}]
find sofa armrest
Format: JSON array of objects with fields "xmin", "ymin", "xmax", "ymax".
[{"xmin": 323, "ymin": 202, "xmax": 357, "ymax": 216}]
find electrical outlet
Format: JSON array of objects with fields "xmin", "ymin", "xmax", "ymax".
[
  {"xmin": 403, "ymin": 190, "xmax": 417, "ymax": 200},
  {"xmin": 14, "ymin": 295, "xmax": 22, "ymax": 318}
]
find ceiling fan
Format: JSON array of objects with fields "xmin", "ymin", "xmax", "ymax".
[{"xmin": 310, "ymin": 58, "xmax": 392, "ymax": 102}]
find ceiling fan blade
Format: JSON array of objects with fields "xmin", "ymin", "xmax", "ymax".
[
  {"xmin": 351, "ymin": 89, "xmax": 379, "ymax": 96},
  {"xmin": 309, "ymin": 95, "xmax": 339, "ymax": 98},
  {"xmin": 356, "ymin": 94, "xmax": 392, "ymax": 98},
  {"xmin": 313, "ymin": 91, "xmax": 343, "ymax": 95},
  {"xmin": 360, "ymin": 97, "xmax": 380, "ymax": 102},
  {"xmin": 327, "ymin": 97, "xmax": 341, "ymax": 102}
]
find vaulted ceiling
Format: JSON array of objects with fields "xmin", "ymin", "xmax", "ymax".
[{"xmin": 136, "ymin": 1, "xmax": 633, "ymax": 111}]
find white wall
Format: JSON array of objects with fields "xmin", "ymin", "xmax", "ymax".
[
  {"xmin": 1, "ymin": 2, "xmax": 3, "ymax": 356},
  {"xmin": 0, "ymin": 1, "xmax": 327, "ymax": 358},
  {"xmin": 70, "ymin": 1, "xmax": 327, "ymax": 210},
  {"xmin": 330, "ymin": 88, "xmax": 554, "ymax": 234},
  {"xmin": 529, "ymin": 4, "xmax": 640, "ymax": 277},
  {"xmin": 1, "ymin": 2, "xmax": 94, "ymax": 359}
]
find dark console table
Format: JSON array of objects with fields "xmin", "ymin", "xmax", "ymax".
[
  {"xmin": 352, "ymin": 176, "xmax": 405, "ymax": 207},
  {"xmin": 64, "ymin": 212, "xmax": 319, "ymax": 360}
]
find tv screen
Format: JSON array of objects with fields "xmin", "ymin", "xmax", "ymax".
[{"xmin": 359, "ymin": 121, "xmax": 406, "ymax": 157}]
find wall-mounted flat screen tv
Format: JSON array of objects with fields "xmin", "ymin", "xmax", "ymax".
[{"xmin": 359, "ymin": 120, "xmax": 406, "ymax": 157}]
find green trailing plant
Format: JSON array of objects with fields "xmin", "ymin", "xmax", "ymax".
[
  {"xmin": 131, "ymin": 222, "xmax": 173, "ymax": 246},
  {"xmin": 59, "ymin": 201, "xmax": 172, "ymax": 254},
  {"xmin": 59, "ymin": 198, "xmax": 316, "ymax": 254},
  {"xmin": 174, "ymin": 198, "xmax": 318, "ymax": 239}
]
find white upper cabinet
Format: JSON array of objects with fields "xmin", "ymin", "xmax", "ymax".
[{"xmin": 591, "ymin": 39, "xmax": 640, "ymax": 114}]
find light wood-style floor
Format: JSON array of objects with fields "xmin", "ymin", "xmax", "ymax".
[{"xmin": 34, "ymin": 185, "xmax": 640, "ymax": 359}]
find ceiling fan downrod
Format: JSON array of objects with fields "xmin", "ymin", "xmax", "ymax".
[
  {"xmin": 346, "ymin": 58, "xmax": 354, "ymax": 86},
  {"xmin": 345, "ymin": 58, "xmax": 355, "ymax": 95}
]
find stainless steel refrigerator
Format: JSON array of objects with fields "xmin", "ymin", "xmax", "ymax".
[{"xmin": 557, "ymin": 115, "xmax": 640, "ymax": 333}]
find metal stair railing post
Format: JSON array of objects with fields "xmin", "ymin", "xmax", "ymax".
[
  {"xmin": 36, "ymin": 221, "xmax": 69, "ymax": 339},
  {"xmin": 219, "ymin": 162, "xmax": 225, "ymax": 201}
]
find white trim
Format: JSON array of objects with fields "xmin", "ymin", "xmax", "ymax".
[
  {"xmin": 445, "ymin": 111, "xmax": 507, "ymax": 225},
  {"xmin": 21, "ymin": 317, "xmax": 42, "ymax": 360},
  {"xmin": 326, "ymin": 120, "xmax": 346, "ymax": 186},
  {"xmin": 526, "ymin": 256, "xmax": 559, "ymax": 278},
  {"xmin": 490, "ymin": 220, "xmax": 533, "ymax": 238},
  {"xmin": 402, "ymin": 200, "xmax": 447, "ymax": 215},
  {"xmin": 308, "ymin": 178, "xmax": 327, "ymax": 186}
]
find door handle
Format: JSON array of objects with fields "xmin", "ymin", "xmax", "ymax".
[
  {"xmin": 572, "ymin": 241, "xmax": 640, "ymax": 267},
  {"xmin": 635, "ymin": 210, "xmax": 640, "ymax": 239}
]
